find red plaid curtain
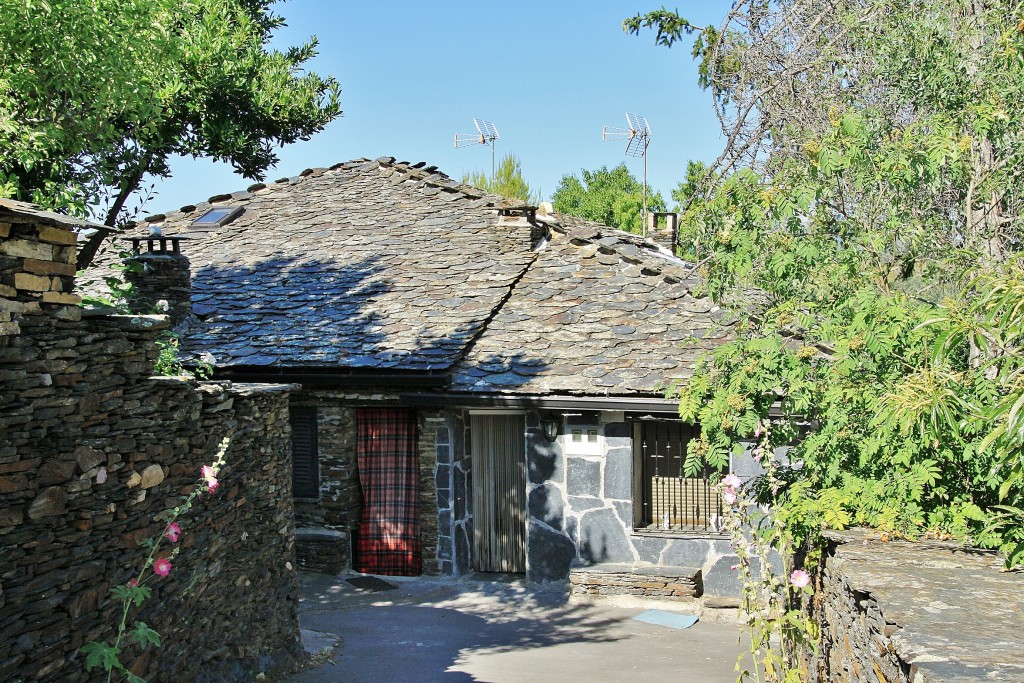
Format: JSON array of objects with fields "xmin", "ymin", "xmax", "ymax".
[{"xmin": 354, "ymin": 408, "xmax": 422, "ymax": 576}]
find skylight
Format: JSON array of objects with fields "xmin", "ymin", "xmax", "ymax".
[{"xmin": 191, "ymin": 206, "xmax": 243, "ymax": 227}]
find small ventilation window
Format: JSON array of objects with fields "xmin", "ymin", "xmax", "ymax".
[{"xmin": 191, "ymin": 206, "xmax": 243, "ymax": 227}]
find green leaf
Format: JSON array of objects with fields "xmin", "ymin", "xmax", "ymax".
[
  {"xmin": 129, "ymin": 621, "xmax": 162, "ymax": 650},
  {"xmin": 80, "ymin": 641, "xmax": 121, "ymax": 672}
]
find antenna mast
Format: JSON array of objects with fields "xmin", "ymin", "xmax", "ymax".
[
  {"xmin": 454, "ymin": 118, "xmax": 500, "ymax": 180},
  {"xmin": 602, "ymin": 113, "xmax": 652, "ymax": 236}
]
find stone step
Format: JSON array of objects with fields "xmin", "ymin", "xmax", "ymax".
[{"xmin": 568, "ymin": 564, "xmax": 703, "ymax": 600}]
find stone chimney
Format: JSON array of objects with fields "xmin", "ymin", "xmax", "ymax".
[
  {"xmin": 647, "ymin": 212, "xmax": 679, "ymax": 254},
  {"xmin": 125, "ymin": 235, "xmax": 192, "ymax": 328}
]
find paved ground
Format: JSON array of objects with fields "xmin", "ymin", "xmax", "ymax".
[{"xmin": 283, "ymin": 572, "xmax": 746, "ymax": 683}]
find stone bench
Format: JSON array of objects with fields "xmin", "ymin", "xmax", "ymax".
[{"xmin": 569, "ymin": 564, "xmax": 704, "ymax": 601}]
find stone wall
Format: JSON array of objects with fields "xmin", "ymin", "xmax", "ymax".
[
  {"xmin": 1, "ymin": 209, "xmax": 301, "ymax": 682},
  {"xmin": 416, "ymin": 410, "xmax": 443, "ymax": 576},
  {"xmin": 432, "ymin": 408, "xmax": 748, "ymax": 592},
  {"xmin": 290, "ymin": 395, "xmax": 360, "ymax": 532},
  {"xmin": 451, "ymin": 411, "xmax": 472, "ymax": 575},
  {"xmin": 289, "ymin": 390, "xmax": 442, "ymax": 576},
  {"xmin": 569, "ymin": 564, "xmax": 702, "ymax": 601},
  {"xmin": 805, "ymin": 529, "xmax": 1024, "ymax": 683},
  {"xmin": 524, "ymin": 411, "xmax": 745, "ymax": 593}
]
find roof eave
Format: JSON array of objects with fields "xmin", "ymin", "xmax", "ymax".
[
  {"xmin": 211, "ymin": 366, "xmax": 450, "ymax": 388},
  {"xmin": 398, "ymin": 391, "xmax": 683, "ymax": 413}
]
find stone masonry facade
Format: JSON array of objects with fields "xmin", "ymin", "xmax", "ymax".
[
  {"xmin": 290, "ymin": 390, "xmax": 441, "ymax": 576},
  {"xmin": 1, "ymin": 208, "xmax": 301, "ymax": 682}
]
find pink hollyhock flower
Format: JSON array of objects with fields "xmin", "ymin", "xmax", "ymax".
[
  {"xmin": 722, "ymin": 473, "xmax": 742, "ymax": 489},
  {"xmin": 153, "ymin": 558, "xmax": 172, "ymax": 577},
  {"xmin": 201, "ymin": 464, "xmax": 219, "ymax": 493},
  {"xmin": 164, "ymin": 522, "xmax": 181, "ymax": 543},
  {"xmin": 790, "ymin": 569, "xmax": 810, "ymax": 588},
  {"xmin": 722, "ymin": 488, "xmax": 738, "ymax": 505}
]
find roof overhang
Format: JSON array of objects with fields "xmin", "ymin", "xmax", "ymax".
[
  {"xmin": 211, "ymin": 366, "xmax": 450, "ymax": 388},
  {"xmin": 399, "ymin": 392, "xmax": 683, "ymax": 413}
]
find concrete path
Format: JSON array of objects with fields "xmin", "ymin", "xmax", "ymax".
[{"xmin": 284, "ymin": 572, "xmax": 746, "ymax": 683}]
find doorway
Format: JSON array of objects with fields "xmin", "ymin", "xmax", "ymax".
[{"xmin": 470, "ymin": 413, "xmax": 527, "ymax": 573}]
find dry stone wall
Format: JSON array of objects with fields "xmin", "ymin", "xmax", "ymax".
[
  {"xmin": 807, "ymin": 530, "xmax": 1024, "ymax": 683},
  {"xmin": 569, "ymin": 564, "xmax": 702, "ymax": 600},
  {"xmin": 1, "ymin": 210, "xmax": 301, "ymax": 682}
]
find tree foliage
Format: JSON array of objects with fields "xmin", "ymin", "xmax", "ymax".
[
  {"xmin": 551, "ymin": 163, "xmax": 666, "ymax": 234},
  {"xmin": 0, "ymin": 0, "xmax": 341, "ymax": 267},
  {"xmin": 461, "ymin": 153, "xmax": 540, "ymax": 204},
  {"xmin": 628, "ymin": 0, "xmax": 1024, "ymax": 560}
]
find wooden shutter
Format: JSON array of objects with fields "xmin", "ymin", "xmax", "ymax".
[{"xmin": 290, "ymin": 407, "xmax": 319, "ymax": 499}]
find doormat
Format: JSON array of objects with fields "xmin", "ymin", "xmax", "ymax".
[
  {"xmin": 633, "ymin": 609, "xmax": 699, "ymax": 630},
  {"xmin": 345, "ymin": 576, "xmax": 398, "ymax": 592}
]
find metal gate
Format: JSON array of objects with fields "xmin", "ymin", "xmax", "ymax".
[
  {"xmin": 632, "ymin": 419, "xmax": 725, "ymax": 533},
  {"xmin": 470, "ymin": 413, "xmax": 527, "ymax": 573}
]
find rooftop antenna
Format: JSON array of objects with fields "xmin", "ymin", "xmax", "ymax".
[
  {"xmin": 602, "ymin": 113, "xmax": 651, "ymax": 236},
  {"xmin": 454, "ymin": 118, "xmax": 500, "ymax": 180}
]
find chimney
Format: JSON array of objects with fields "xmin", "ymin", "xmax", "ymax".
[
  {"xmin": 125, "ymin": 235, "xmax": 192, "ymax": 328},
  {"xmin": 647, "ymin": 212, "xmax": 679, "ymax": 254}
]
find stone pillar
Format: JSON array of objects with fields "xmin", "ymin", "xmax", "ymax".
[
  {"xmin": 126, "ymin": 237, "xmax": 191, "ymax": 328},
  {"xmin": 647, "ymin": 212, "xmax": 679, "ymax": 254}
]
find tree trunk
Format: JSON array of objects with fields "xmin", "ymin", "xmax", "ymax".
[{"xmin": 76, "ymin": 151, "xmax": 153, "ymax": 271}]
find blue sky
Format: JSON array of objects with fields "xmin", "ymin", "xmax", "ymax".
[{"xmin": 147, "ymin": 1, "xmax": 732, "ymax": 214}]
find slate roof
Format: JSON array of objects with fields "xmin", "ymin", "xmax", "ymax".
[
  {"xmin": 85, "ymin": 156, "xmax": 737, "ymax": 397},
  {"xmin": 451, "ymin": 214, "xmax": 735, "ymax": 396},
  {"xmin": 0, "ymin": 198, "xmax": 104, "ymax": 231},
  {"xmin": 91, "ymin": 157, "xmax": 536, "ymax": 371}
]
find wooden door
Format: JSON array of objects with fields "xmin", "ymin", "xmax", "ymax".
[{"xmin": 471, "ymin": 413, "xmax": 527, "ymax": 573}]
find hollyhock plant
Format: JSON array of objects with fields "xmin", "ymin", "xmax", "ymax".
[
  {"xmin": 164, "ymin": 522, "xmax": 181, "ymax": 543},
  {"xmin": 714, "ymin": 418, "xmax": 818, "ymax": 682},
  {"xmin": 201, "ymin": 464, "xmax": 219, "ymax": 493},
  {"xmin": 82, "ymin": 437, "xmax": 232, "ymax": 682},
  {"xmin": 790, "ymin": 569, "xmax": 810, "ymax": 589},
  {"xmin": 153, "ymin": 558, "xmax": 172, "ymax": 577}
]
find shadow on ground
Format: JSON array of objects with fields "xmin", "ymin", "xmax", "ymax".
[{"xmin": 284, "ymin": 572, "xmax": 744, "ymax": 683}]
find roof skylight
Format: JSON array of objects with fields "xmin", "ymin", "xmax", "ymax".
[{"xmin": 191, "ymin": 206, "xmax": 243, "ymax": 227}]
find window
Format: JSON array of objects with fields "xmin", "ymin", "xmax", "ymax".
[
  {"xmin": 191, "ymin": 206, "xmax": 243, "ymax": 227},
  {"xmin": 290, "ymin": 406, "xmax": 319, "ymax": 499},
  {"xmin": 631, "ymin": 419, "xmax": 725, "ymax": 533}
]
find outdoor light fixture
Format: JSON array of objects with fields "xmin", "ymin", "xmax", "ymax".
[{"xmin": 542, "ymin": 415, "xmax": 560, "ymax": 442}]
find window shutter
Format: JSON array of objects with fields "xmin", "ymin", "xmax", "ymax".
[{"xmin": 290, "ymin": 407, "xmax": 319, "ymax": 499}]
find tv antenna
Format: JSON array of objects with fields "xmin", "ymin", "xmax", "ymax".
[
  {"xmin": 602, "ymin": 113, "xmax": 652, "ymax": 236},
  {"xmin": 454, "ymin": 118, "xmax": 500, "ymax": 180}
]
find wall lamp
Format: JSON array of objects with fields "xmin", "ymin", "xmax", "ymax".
[{"xmin": 541, "ymin": 414, "xmax": 560, "ymax": 442}]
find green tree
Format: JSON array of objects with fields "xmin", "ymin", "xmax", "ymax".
[
  {"xmin": 628, "ymin": 0, "xmax": 1024, "ymax": 559},
  {"xmin": 551, "ymin": 163, "xmax": 666, "ymax": 234},
  {"xmin": 461, "ymin": 153, "xmax": 540, "ymax": 204},
  {"xmin": 0, "ymin": 0, "xmax": 341, "ymax": 268}
]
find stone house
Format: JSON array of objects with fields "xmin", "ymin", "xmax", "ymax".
[{"xmin": 91, "ymin": 157, "xmax": 754, "ymax": 596}]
